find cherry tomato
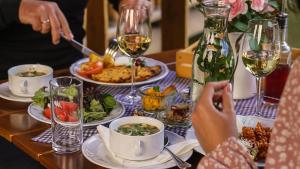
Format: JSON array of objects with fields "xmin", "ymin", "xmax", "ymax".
[
  {"xmin": 43, "ymin": 107, "xmax": 51, "ymax": 119},
  {"xmin": 61, "ymin": 101, "xmax": 78, "ymax": 113},
  {"xmin": 77, "ymin": 61, "xmax": 103, "ymax": 77}
]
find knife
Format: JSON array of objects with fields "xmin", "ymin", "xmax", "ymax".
[{"xmin": 61, "ymin": 33, "xmax": 102, "ymax": 57}]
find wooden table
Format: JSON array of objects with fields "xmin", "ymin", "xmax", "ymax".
[{"xmin": 0, "ymin": 50, "xmax": 203, "ymax": 169}]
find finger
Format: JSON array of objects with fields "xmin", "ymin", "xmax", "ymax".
[
  {"xmin": 56, "ymin": 9, "xmax": 73, "ymax": 40},
  {"xmin": 222, "ymin": 84, "xmax": 234, "ymax": 114},
  {"xmin": 40, "ymin": 12, "xmax": 50, "ymax": 34},
  {"xmin": 31, "ymin": 18, "xmax": 42, "ymax": 32},
  {"xmin": 201, "ymin": 80, "xmax": 229, "ymax": 99},
  {"xmin": 48, "ymin": 8, "xmax": 61, "ymax": 45}
]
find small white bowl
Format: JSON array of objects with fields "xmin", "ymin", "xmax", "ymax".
[
  {"xmin": 109, "ymin": 116, "xmax": 164, "ymax": 161},
  {"xmin": 8, "ymin": 64, "xmax": 53, "ymax": 97}
]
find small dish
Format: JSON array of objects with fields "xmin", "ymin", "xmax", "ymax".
[
  {"xmin": 138, "ymin": 85, "xmax": 177, "ymax": 115},
  {"xmin": 0, "ymin": 82, "xmax": 32, "ymax": 102},
  {"xmin": 8, "ymin": 64, "xmax": 53, "ymax": 97},
  {"xmin": 109, "ymin": 116, "xmax": 164, "ymax": 161}
]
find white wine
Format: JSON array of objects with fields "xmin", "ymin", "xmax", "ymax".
[
  {"xmin": 117, "ymin": 34, "xmax": 151, "ymax": 58},
  {"xmin": 242, "ymin": 50, "xmax": 280, "ymax": 77}
]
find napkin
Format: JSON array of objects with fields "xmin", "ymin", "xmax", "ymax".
[{"xmin": 97, "ymin": 125, "xmax": 199, "ymax": 168}]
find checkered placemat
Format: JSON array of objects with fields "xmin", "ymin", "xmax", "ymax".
[{"xmin": 32, "ymin": 71, "xmax": 277, "ymax": 144}]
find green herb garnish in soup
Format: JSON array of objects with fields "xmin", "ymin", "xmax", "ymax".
[
  {"xmin": 17, "ymin": 71, "xmax": 46, "ymax": 77},
  {"xmin": 117, "ymin": 123, "xmax": 160, "ymax": 136}
]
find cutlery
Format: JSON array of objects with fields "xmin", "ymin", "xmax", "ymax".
[
  {"xmin": 61, "ymin": 33, "xmax": 102, "ymax": 58},
  {"xmin": 164, "ymin": 136, "xmax": 191, "ymax": 169}
]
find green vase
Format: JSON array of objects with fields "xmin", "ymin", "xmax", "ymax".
[{"xmin": 191, "ymin": 2, "xmax": 234, "ymax": 107}]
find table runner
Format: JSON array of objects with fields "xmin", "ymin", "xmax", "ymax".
[{"xmin": 32, "ymin": 71, "xmax": 277, "ymax": 144}]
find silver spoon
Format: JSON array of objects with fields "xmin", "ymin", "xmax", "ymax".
[{"xmin": 164, "ymin": 136, "xmax": 191, "ymax": 169}]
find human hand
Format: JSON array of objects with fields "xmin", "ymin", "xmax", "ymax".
[
  {"xmin": 19, "ymin": 0, "xmax": 73, "ymax": 45},
  {"xmin": 192, "ymin": 81, "xmax": 237, "ymax": 153}
]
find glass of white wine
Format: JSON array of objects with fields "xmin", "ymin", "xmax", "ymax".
[
  {"xmin": 241, "ymin": 19, "xmax": 280, "ymax": 114},
  {"xmin": 116, "ymin": 4, "xmax": 152, "ymax": 105}
]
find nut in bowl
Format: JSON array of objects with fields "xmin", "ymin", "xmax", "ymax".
[
  {"xmin": 138, "ymin": 85, "xmax": 177, "ymax": 115},
  {"xmin": 8, "ymin": 64, "xmax": 53, "ymax": 97},
  {"xmin": 109, "ymin": 116, "xmax": 164, "ymax": 161}
]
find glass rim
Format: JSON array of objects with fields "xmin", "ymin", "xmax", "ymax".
[
  {"xmin": 201, "ymin": 1, "xmax": 231, "ymax": 9},
  {"xmin": 138, "ymin": 85, "xmax": 177, "ymax": 98},
  {"xmin": 119, "ymin": 3, "xmax": 150, "ymax": 11},
  {"xmin": 49, "ymin": 76, "xmax": 83, "ymax": 88},
  {"xmin": 248, "ymin": 18, "xmax": 279, "ymax": 26}
]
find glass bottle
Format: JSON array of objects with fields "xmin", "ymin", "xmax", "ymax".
[
  {"xmin": 264, "ymin": 13, "xmax": 292, "ymax": 104},
  {"xmin": 191, "ymin": 2, "xmax": 234, "ymax": 108}
]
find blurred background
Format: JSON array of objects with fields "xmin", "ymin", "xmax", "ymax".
[{"xmin": 82, "ymin": 0, "xmax": 204, "ymax": 55}]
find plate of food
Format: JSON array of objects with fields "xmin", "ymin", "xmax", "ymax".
[
  {"xmin": 185, "ymin": 115, "xmax": 274, "ymax": 167},
  {"xmin": 28, "ymin": 86, "xmax": 125, "ymax": 127},
  {"xmin": 69, "ymin": 54, "xmax": 169, "ymax": 87}
]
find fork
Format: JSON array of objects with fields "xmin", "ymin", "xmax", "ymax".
[{"xmin": 105, "ymin": 39, "xmax": 119, "ymax": 58}]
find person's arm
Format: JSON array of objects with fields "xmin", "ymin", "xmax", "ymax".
[
  {"xmin": 198, "ymin": 137, "xmax": 257, "ymax": 169},
  {"xmin": 0, "ymin": 0, "xmax": 21, "ymax": 30},
  {"xmin": 191, "ymin": 81, "xmax": 256, "ymax": 168}
]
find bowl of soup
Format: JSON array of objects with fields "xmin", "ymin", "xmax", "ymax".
[
  {"xmin": 8, "ymin": 64, "xmax": 53, "ymax": 97},
  {"xmin": 109, "ymin": 116, "xmax": 164, "ymax": 160}
]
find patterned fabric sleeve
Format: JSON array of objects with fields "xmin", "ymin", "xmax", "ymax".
[
  {"xmin": 197, "ymin": 137, "xmax": 257, "ymax": 169},
  {"xmin": 265, "ymin": 58, "xmax": 300, "ymax": 168}
]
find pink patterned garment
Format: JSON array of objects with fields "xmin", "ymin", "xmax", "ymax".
[{"xmin": 198, "ymin": 58, "xmax": 300, "ymax": 169}]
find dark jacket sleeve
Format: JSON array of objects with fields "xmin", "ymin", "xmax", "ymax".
[
  {"xmin": 0, "ymin": 0, "xmax": 21, "ymax": 30},
  {"xmin": 108, "ymin": 0, "xmax": 120, "ymax": 11}
]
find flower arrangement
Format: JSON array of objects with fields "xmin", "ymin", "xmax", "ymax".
[{"xmin": 194, "ymin": 0, "xmax": 281, "ymax": 32}]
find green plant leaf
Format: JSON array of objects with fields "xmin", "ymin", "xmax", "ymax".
[
  {"xmin": 233, "ymin": 21, "xmax": 248, "ymax": 32},
  {"xmin": 249, "ymin": 37, "xmax": 260, "ymax": 52},
  {"xmin": 269, "ymin": 1, "xmax": 280, "ymax": 10}
]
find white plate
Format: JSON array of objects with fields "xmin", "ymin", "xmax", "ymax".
[
  {"xmin": 70, "ymin": 57, "xmax": 169, "ymax": 87},
  {"xmin": 0, "ymin": 82, "xmax": 32, "ymax": 102},
  {"xmin": 185, "ymin": 115, "xmax": 275, "ymax": 167},
  {"xmin": 82, "ymin": 131, "xmax": 193, "ymax": 169},
  {"xmin": 27, "ymin": 102, "xmax": 125, "ymax": 127}
]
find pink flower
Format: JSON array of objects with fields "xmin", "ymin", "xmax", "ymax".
[
  {"xmin": 251, "ymin": 0, "xmax": 266, "ymax": 12},
  {"xmin": 225, "ymin": 0, "xmax": 248, "ymax": 20},
  {"xmin": 261, "ymin": 4, "xmax": 275, "ymax": 13}
]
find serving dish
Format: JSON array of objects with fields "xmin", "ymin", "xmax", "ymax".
[
  {"xmin": 8, "ymin": 64, "xmax": 53, "ymax": 97},
  {"xmin": 185, "ymin": 115, "xmax": 275, "ymax": 167},
  {"xmin": 109, "ymin": 116, "xmax": 164, "ymax": 160},
  {"xmin": 70, "ymin": 57, "xmax": 169, "ymax": 87},
  {"xmin": 27, "ymin": 102, "xmax": 125, "ymax": 127},
  {"xmin": 82, "ymin": 130, "xmax": 192, "ymax": 169}
]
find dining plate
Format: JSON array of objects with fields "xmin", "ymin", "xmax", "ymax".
[
  {"xmin": 27, "ymin": 102, "xmax": 125, "ymax": 127},
  {"xmin": 82, "ymin": 130, "xmax": 193, "ymax": 169},
  {"xmin": 69, "ymin": 56, "xmax": 169, "ymax": 87},
  {"xmin": 185, "ymin": 115, "xmax": 275, "ymax": 167},
  {"xmin": 0, "ymin": 82, "xmax": 32, "ymax": 102}
]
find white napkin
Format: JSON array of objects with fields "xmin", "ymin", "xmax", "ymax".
[{"xmin": 97, "ymin": 125, "xmax": 199, "ymax": 168}]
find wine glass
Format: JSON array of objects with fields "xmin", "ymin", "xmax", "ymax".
[
  {"xmin": 241, "ymin": 19, "xmax": 280, "ymax": 114},
  {"xmin": 115, "ymin": 4, "xmax": 152, "ymax": 105}
]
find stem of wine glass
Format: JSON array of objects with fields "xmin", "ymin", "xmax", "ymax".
[
  {"xmin": 130, "ymin": 57, "xmax": 137, "ymax": 101},
  {"xmin": 256, "ymin": 77, "xmax": 262, "ymax": 114}
]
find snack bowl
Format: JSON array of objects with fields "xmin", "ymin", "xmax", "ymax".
[
  {"xmin": 109, "ymin": 116, "xmax": 164, "ymax": 160},
  {"xmin": 8, "ymin": 64, "xmax": 53, "ymax": 97},
  {"xmin": 138, "ymin": 85, "xmax": 177, "ymax": 115}
]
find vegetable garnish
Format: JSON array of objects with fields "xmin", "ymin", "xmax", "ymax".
[{"xmin": 32, "ymin": 87, "xmax": 49, "ymax": 108}]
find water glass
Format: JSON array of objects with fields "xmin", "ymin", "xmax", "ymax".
[{"xmin": 50, "ymin": 76, "xmax": 83, "ymax": 153}]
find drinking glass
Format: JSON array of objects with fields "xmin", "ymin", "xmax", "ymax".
[
  {"xmin": 50, "ymin": 76, "xmax": 83, "ymax": 153},
  {"xmin": 241, "ymin": 19, "xmax": 280, "ymax": 114},
  {"xmin": 115, "ymin": 4, "xmax": 152, "ymax": 105}
]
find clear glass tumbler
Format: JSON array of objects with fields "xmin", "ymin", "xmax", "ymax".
[{"xmin": 50, "ymin": 76, "xmax": 83, "ymax": 153}]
